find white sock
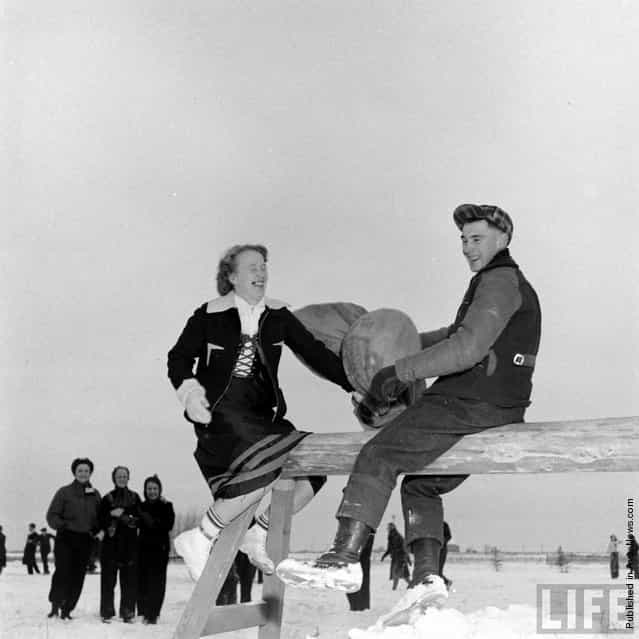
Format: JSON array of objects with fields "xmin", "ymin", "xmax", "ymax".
[
  {"xmin": 200, "ymin": 506, "xmax": 226, "ymax": 540},
  {"xmin": 256, "ymin": 512, "xmax": 269, "ymax": 531}
]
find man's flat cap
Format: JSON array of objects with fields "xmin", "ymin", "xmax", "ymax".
[{"xmin": 453, "ymin": 204, "xmax": 513, "ymax": 241}]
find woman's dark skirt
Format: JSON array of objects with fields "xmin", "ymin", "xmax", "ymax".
[{"xmin": 194, "ymin": 377, "xmax": 308, "ymax": 499}]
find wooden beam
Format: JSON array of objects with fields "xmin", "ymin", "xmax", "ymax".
[
  {"xmin": 201, "ymin": 602, "xmax": 269, "ymax": 636},
  {"xmin": 281, "ymin": 416, "xmax": 639, "ymax": 476}
]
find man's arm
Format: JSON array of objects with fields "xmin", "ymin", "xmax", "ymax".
[
  {"xmin": 418, "ymin": 326, "xmax": 452, "ymax": 349},
  {"xmin": 395, "ymin": 268, "xmax": 522, "ymax": 382}
]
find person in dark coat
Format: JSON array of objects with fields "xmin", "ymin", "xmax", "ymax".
[
  {"xmin": 46, "ymin": 457, "xmax": 102, "ymax": 619},
  {"xmin": 22, "ymin": 523, "xmax": 40, "ymax": 574},
  {"xmin": 347, "ymin": 531, "xmax": 375, "ymax": 610},
  {"xmin": 136, "ymin": 475, "xmax": 175, "ymax": 625},
  {"xmin": 168, "ymin": 244, "xmax": 353, "ymax": 582},
  {"xmin": 607, "ymin": 534, "xmax": 620, "ymax": 579},
  {"xmin": 236, "ymin": 550, "xmax": 258, "ymax": 603},
  {"xmin": 381, "ymin": 523, "xmax": 411, "ymax": 590},
  {"xmin": 0, "ymin": 525, "xmax": 6, "ymax": 575},
  {"xmin": 99, "ymin": 466, "xmax": 142, "ymax": 624},
  {"xmin": 627, "ymin": 534, "xmax": 638, "ymax": 577},
  {"xmin": 39, "ymin": 528, "xmax": 55, "ymax": 575},
  {"xmin": 216, "ymin": 561, "xmax": 240, "ymax": 606}
]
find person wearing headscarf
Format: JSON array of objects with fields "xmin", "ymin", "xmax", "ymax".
[
  {"xmin": 46, "ymin": 457, "xmax": 102, "ymax": 619},
  {"xmin": 98, "ymin": 465, "xmax": 141, "ymax": 623},
  {"xmin": 136, "ymin": 475, "xmax": 175, "ymax": 624}
]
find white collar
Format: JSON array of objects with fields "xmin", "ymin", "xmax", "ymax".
[
  {"xmin": 234, "ymin": 293, "xmax": 266, "ymax": 314},
  {"xmin": 234, "ymin": 293, "xmax": 265, "ymax": 336}
]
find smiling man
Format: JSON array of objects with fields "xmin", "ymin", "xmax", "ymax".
[
  {"xmin": 167, "ymin": 244, "xmax": 353, "ymax": 583},
  {"xmin": 277, "ymin": 204, "xmax": 542, "ymax": 627}
]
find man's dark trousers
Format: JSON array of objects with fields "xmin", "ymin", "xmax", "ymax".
[{"xmin": 337, "ymin": 393, "xmax": 525, "ymax": 544}]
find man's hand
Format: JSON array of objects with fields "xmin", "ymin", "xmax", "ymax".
[
  {"xmin": 110, "ymin": 507, "xmax": 124, "ymax": 518},
  {"xmin": 185, "ymin": 389, "xmax": 212, "ymax": 424},
  {"xmin": 368, "ymin": 365, "xmax": 407, "ymax": 404},
  {"xmin": 95, "ymin": 530, "xmax": 105, "ymax": 541}
]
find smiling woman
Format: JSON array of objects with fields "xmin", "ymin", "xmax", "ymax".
[{"xmin": 166, "ymin": 243, "xmax": 354, "ymax": 584}]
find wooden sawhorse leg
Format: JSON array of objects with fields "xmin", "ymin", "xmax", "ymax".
[
  {"xmin": 173, "ymin": 479, "xmax": 296, "ymax": 639},
  {"xmin": 173, "ymin": 502, "xmax": 258, "ymax": 639}
]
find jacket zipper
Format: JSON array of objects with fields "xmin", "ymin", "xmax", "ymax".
[
  {"xmin": 208, "ymin": 315, "xmax": 241, "ymax": 416},
  {"xmin": 255, "ymin": 309, "xmax": 280, "ymax": 421}
]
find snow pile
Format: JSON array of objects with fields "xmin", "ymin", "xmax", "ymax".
[{"xmin": 348, "ymin": 604, "xmax": 615, "ymax": 639}]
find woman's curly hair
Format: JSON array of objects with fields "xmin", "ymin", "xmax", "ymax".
[{"xmin": 216, "ymin": 244, "xmax": 268, "ymax": 295}]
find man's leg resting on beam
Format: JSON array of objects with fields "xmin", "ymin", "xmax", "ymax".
[{"xmin": 276, "ymin": 395, "xmax": 523, "ymax": 611}]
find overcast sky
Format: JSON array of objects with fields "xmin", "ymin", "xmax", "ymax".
[{"xmin": 2, "ymin": 0, "xmax": 638, "ymax": 553}]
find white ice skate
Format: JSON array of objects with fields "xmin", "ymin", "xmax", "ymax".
[
  {"xmin": 376, "ymin": 574, "xmax": 448, "ymax": 628},
  {"xmin": 174, "ymin": 527, "xmax": 215, "ymax": 582},
  {"xmin": 238, "ymin": 525, "xmax": 275, "ymax": 575},
  {"xmin": 276, "ymin": 557, "xmax": 363, "ymax": 593}
]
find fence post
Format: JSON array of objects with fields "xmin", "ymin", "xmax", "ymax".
[{"xmin": 258, "ymin": 479, "xmax": 296, "ymax": 639}]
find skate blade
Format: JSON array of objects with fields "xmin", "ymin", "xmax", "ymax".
[
  {"xmin": 276, "ymin": 559, "xmax": 360, "ymax": 593},
  {"xmin": 379, "ymin": 594, "xmax": 447, "ymax": 628}
]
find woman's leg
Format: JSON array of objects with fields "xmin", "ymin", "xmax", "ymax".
[
  {"xmin": 174, "ymin": 482, "xmax": 275, "ymax": 582},
  {"xmin": 239, "ymin": 476, "xmax": 326, "ymax": 574}
]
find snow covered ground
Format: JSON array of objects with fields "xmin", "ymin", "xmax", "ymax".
[{"xmin": 0, "ymin": 556, "xmax": 630, "ymax": 638}]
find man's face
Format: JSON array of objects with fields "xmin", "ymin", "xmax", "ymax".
[
  {"xmin": 461, "ymin": 220, "xmax": 508, "ymax": 272},
  {"xmin": 230, "ymin": 249, "xmax": 268, "ymax": 304}
]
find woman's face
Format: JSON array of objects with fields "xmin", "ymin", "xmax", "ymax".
[
  {"xmin": 145, "ymin": 482, "xmax": 160, "ymax": 501},
  {"xmin": 74, "ymin": 464, "xmax": 92, "ymax": 484},
  {"xmin": 229, "ymin": 249, "xmax": 268, "ymax": 304},
  {"xmin": 113, "ymin": 468, "xmax": 129, "ymax": 488}
]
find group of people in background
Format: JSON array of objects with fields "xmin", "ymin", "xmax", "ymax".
[
  {"xmin": 43, "ymin": 457, "xmax": 174, "ymax": 625},
  {"xmin": 21, "ymin": 524, "xmax": 55, "ymax": 574}
]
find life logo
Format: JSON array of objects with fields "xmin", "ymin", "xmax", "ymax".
[{"xmin": 536, "ymin": 584, "xmax": 632, "ymax": 634}]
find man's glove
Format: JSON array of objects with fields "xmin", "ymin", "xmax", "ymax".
[
  {"xmin": 368, "ymin": 365, "xmax": 408, "ymax": 405},
  {"xmin": 185, "ymin": 388, "xmax": 212, "ymax": 424}
]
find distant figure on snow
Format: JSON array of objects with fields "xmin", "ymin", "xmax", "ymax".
[
  {"xmin": 627, "ymin": 534, "xmax": 638, "ymax": 577},
  {"xmin": 556, "ymin": 546, "xmax": 568, "ymax": 573},
  {"xmin": 137, "ymin": 474, "xmax": 175, "ymax": 625},
  {"xmin": 22, "ymin": 523, "xmax": 40, "ymax": 574},
  {"xmin": 381, "ymin": 522, "xmax": 411, "ymax": 590},
  {"xmin": 0, "ymin": 525, "xmax": 7, "ymax": 575},
  {"xmin": 39, "ymin": 528, "xmax": 55, "ymax": 575},
  {"xmin": 607, "ymin": 534, "xmax": 619, "ymax": 579}
]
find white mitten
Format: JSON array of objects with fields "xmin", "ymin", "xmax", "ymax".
[
  {"xmin": 186, "ymin": 389, "xmax": 211, "ymax": 423},
  {"xmin": 177, "ymin": 379, "xmax": 212, "ymax": 424}
]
